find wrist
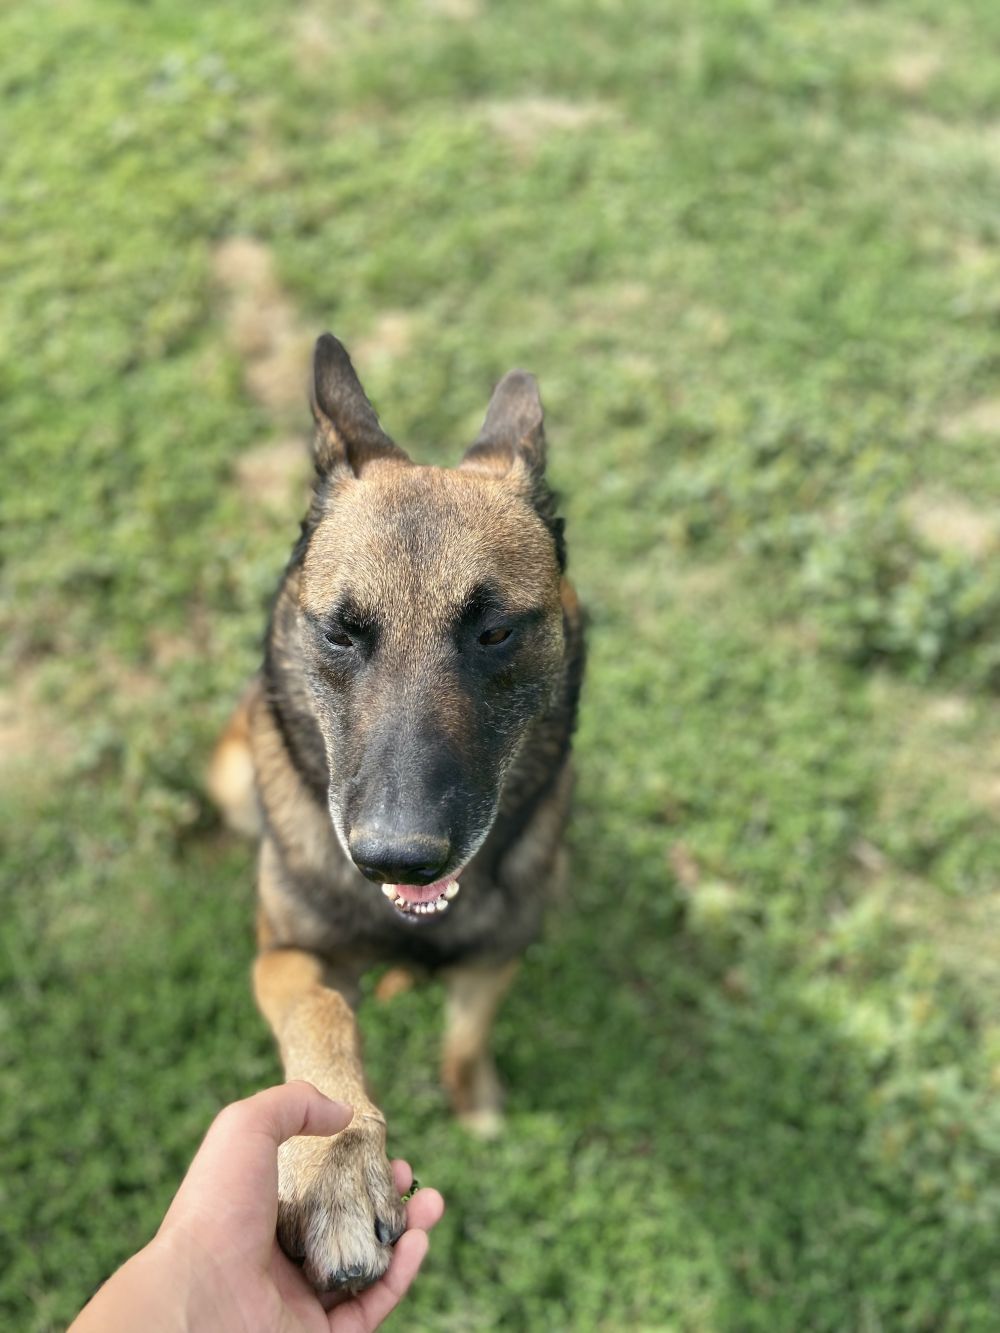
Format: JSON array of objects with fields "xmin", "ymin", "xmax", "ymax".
[{"xmin": 69, "ymin": 1239, "xmax": 190, "ymax": 1333}]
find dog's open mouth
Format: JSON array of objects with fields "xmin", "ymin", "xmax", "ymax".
[{"xmin": 381, "ymin": 876, "xmax": 461, "ymax": 920}]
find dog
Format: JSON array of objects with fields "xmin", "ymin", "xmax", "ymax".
[{"xmin": 209, "ymin": 333, "xmax": 584, "ymax": 1293}]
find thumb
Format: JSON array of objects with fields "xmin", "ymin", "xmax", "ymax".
[
  {"xmin": 224, "ymin": 1081, "xmax": 355, "ymax": 1148},
  {"xmin": 162, "ymin": 1082, "xmax": 353, "ymax": 1231}
]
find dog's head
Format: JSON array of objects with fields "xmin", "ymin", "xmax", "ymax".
[{"xmin": 293, "ymin": 334, "xmax": 567, "ymax": 922}]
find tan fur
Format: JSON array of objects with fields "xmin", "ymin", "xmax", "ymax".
[
  {"xmin": 300, "ymin": 464, "xmax": 561, "ymax": 624},
  {"xmin": 441, "ymin": 959, "xmax": 520, "ymax": 1139},
  {"xmin": 373, "ymin": 967, "xmax": 418, "ymax": 1002},
  {"xmin": 205, "ymin": 682, "xmax": 261, "ymax": 837}
]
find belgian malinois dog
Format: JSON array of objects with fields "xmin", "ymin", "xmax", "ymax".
[{"xmin": 209, "ymin": 334, "xmax": 584, "ymax": 1293}]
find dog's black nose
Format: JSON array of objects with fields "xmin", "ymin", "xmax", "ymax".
[{"xmin": 349, "ymin": 827, "xmax": 452, "ymax": 886}]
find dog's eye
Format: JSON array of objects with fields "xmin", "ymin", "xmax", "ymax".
[
  {"xmin": 324, "ymin": 627, "xmax": 355, "ymax": 649},
  {"xmin": 479, "ymin": 626, "xmax": 512, "ymax": 647}
]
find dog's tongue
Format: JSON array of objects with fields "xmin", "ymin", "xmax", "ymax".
[{"xmin": 393, "ymin": 877, "xmax": 452, "ymax": 905}]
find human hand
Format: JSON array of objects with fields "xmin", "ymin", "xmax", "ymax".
[{"xmin": 70, "ymin": 1081, "xmax": 445, "ymax": 1333}]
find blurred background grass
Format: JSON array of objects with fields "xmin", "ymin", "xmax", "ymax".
[{"xmin": 3, "ymin": 0, "xmax": 1000, "ymax": 1328}]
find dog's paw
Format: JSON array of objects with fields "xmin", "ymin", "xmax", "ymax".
[
  {"xmin": 457, "ymin": 1106, "xmax": 504, "ymax": 1139},
  {"xmin": 276, "ymin": 1122, "xmax": 405, "ymax": 1294},
  {"xmin": 444, "ymin": 1047, "xmax": 505, "ymax": 1139}
]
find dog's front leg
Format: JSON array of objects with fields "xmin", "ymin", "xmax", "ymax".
[{"xmin": 253, "ymin": 946, "xmax": 405, "ymax": 1293}]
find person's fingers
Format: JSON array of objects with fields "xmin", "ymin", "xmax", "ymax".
[
  {"xmin": 390, "ymin": 1163, "xmax": 445, "ymax": 1231},
  {"xmin": 390, "ymin": 1158, "xmax": 412, "ymax": 1196},
  {"xmin": 404, "ymin": 1187, "xmax": 445, "ymax": 1234},
  {"xmin": 162, "ymin": 1082, "xmax": 352, "ymax": 1233},
  {"xmin": 224, "ymin": 1080, "xmax": 354, "ymax": 1148},
  {"xmin": 329, "ymin": 1231, "xmax": 430, "ymax": 1333}
]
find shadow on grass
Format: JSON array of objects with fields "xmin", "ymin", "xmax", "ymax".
[{"xmin": 452, "ymin": 849, "xmax": 996, "ymax": 1331}]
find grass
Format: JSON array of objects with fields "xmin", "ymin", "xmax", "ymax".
[{"xmin": 3, "ymin": 0, "xmax": 1000, "ymax": 1328}]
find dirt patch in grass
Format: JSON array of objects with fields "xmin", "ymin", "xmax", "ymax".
[
  {"xmin": 0, "ymin": 673, "xmax": 73, "ymax": 781},
  {"xmin": 422, "ymin": 0, "xmax": 482, "ymax": 19},
  {"xmin": 484, "ymin": 98, "xmax": 615, "ymax": 155},
  {"xmin": 354, "ymin": 310, "xmax": 416, "ymax": 370},
  {"xmin": 571, "ymin": 280, "xmax": 652, "ymax": 323},
  {"xmin": 235, "ymin": 437, "xmax": 312, "ymax": 513},
  {"xmin": 291, "ymin": 2, "xmax": 386, "ymax": 73},
  {"xmin": 884, "ymin": 49, "xmax": 942, "ymax": 96},
  {"xmin": 291, "ymin": 7, "xmax": 338, "ymax": 72},
  {"xmin": 903, "ymin": 488, "xmax": 997, "ymax": 558},
  {"xmin": 213, "ymin": 237, "xmax": 313, "ymax": 415},
  {"xmin": 919, "ymin": 693, "xmax": 973, "ymax": 727},
  {"xmin": 967, "ymin": 770, "xmax": 1000, "ymax": 815},
  {"xmin": 941, "ymin": 396, "xmax": 1000, "ymax": 441}
]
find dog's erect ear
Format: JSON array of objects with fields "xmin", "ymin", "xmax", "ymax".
[
  {"xmin": 460, "ymin": 370, "xmax": 546, "ymax": 481},
  {"xmin": 310, "ymin": 334, "xmax": 410, "ymax": 476}
]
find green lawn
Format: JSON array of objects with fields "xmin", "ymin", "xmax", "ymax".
[{"xmin": 3, "ymin": 1, "xmax": 1000, "ymax": 1328}]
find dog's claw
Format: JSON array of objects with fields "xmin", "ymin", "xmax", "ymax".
[
  {"xmin": 374, "ymin": 1216, "xmax": 401, "ymax": 1246},
  {"xmin": 327, "ymin": 1263, "xmax": 379, "ymax": 1293}
]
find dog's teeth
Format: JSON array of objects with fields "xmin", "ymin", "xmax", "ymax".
[
  {"xmin": 444, "ymin": 881, "xmax": 460, "ymax": 900},
  {"xmin": 382, "ymin": 884, "xmax": 399, "ymax": 901},
  {"xmin": 435, "ymin": 898, "xmax": 448, "ymax": 912}
]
